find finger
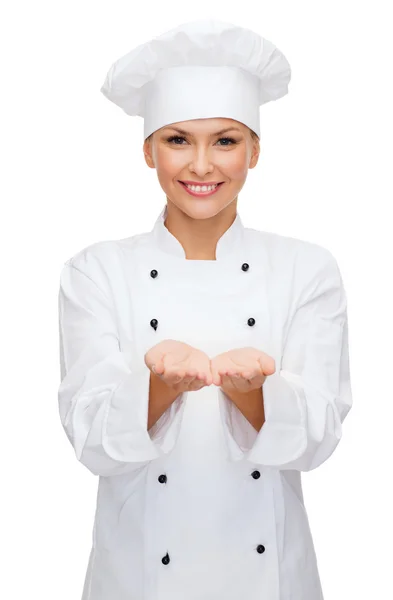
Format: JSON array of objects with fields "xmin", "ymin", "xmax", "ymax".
[
  {"xmin": 221, "ymin": 369, "xmax": 238, "ymax": 387},
  {"xmin": 196, "ymin": 371, "xmax": 210, "ymax": 385},
  {"xmin": 210, "ymin": 364, "xmax": 221, "ymax": 386},
  {"xmin": 152, "ymin": 357, "xmax": 165, "ymax": 376},
  {"xmin": 220, "ymin": 373, "xmax": 230, "ymax": 388},
  {"xmin": 165, "ymin": 368, "xmax": 186, "ymax": 385},
  {"xmin": 225, "ymin": 368, "xmax": 251, "ymax": 381},
  {"xmin": 221, "ymin": 372, "xmax": 240, "ymax": 390},
  {"xmin": 241, "ymin": 370, "xmax": 255, "ymax": 380},
  {"xmin": 199, "ymin": 358, "xmax": 213, "ymax": 385},
  {"xmin": 242, "ymin": 373, "xmax": 266, "ymax": 391},
  {"xmin": 175, "ymin": 368, "xmax": 201, "ymax": 386},
  {"xmin": 258, "ymin": 355, "xmax": 275, "ymax": 376},
  {"xmin": 182, "ymin": 370, "xmax": 198, "ymax": 386},
  {"xmin": 225, "ymin": 369, "xmax": 237, "ymax": 377},
  {"xmin": 225, "ymin": 372, "xmax": 242, "ymax": 391},
  {"xmin": 190, "ymin": 377, "xmax": 207, "ymax": 391},
  {"xmin": 226, "ymin": 373, "xmax": 250, "ymax": 392}
]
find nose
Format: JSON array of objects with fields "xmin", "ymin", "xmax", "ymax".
[{"xmin": 188, "ymin": 146, "xmax": 214, "ymax": 177}]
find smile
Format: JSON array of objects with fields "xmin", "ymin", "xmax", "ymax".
[{"xmin": 178, "ymin": 181, "xmax": 224, "ymax": 197}]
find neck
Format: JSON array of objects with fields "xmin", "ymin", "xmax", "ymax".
[{"xmin": 164, "ymin": 199, "xmax": 238, "ymax": 260}]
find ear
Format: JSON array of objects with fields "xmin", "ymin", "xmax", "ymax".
[
  {"xmin": 143, "ymin": 138, "xmax": 155, "ymax": 168},
  {"xmin": 249, "ymin": 138, "xmax": 260, "ymax": 169}
]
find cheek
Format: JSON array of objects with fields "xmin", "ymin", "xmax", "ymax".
[
  {"xmin": 154, "ymin": 147, "xmax": 249, "ymax": 183},
  {"xmin": 217, "ymin": 151, "xmax": 249, "ymax": 180},
  {"xmin": 155, "ymin": 151, "xmax": 184, "ymax": 182}
]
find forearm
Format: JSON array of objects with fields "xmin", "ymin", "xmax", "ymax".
[
  {"xmin": 147, "ymin": 371, "xmax": 181, "ymax": 430},
  {"xmin": 222, "ymin": 385, "xmax": 265, "ymax": 432}
]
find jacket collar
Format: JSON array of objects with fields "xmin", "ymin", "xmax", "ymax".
[{"xmin": 150, "ymin": 204, "xmax": 245, "ymax": 261}]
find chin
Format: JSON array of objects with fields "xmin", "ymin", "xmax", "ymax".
[{"xmin": 178, "ymin": 200, "xmax": 230, "ymax": 220}]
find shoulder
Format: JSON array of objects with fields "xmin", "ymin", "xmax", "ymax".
[
  {"xmin": 61, "ymin": 239, "xmax": 118, "ymax": 285},
  {"xmin": 245, "ymin": 226, "xmax": 341, "ymax": 289},
  {"xmin": 249, "ymin": 225, "xmax": 337, "ymax": 264},
  {"xmin": 59, "ymin": 231, "xmax": 151, "ymax": 296},
  {"xmin": 62, "ymin": 231, "xmax": 149, "ymax": 273}
]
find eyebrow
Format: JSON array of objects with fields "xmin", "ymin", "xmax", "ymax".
[{"xmin": 164, "ymin": 126, "xmax": 242, "ymax": 136}]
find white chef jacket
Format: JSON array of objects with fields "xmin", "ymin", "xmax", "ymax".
[{"xmin": 57, "ymin": 203, "xmax": 352, "ymax": 600}]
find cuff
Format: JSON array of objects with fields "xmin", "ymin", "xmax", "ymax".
[
  {"xmin": 217, "ymin": 386, "xmax": 259, "ymax": 460},
  {"xmin": 219, "ymin": 369, "xmax": 307, "ymax": 467},
  {"xmin": 102, "ymin": 361, "xmax": 188, "ymax": 462}
]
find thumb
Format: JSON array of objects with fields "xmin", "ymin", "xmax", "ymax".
[
  {"xmin": 258, "ymin": 354, "xmax": 276, "ymax": 376},
  {"xmin": 149, "ymin": 355, "xmax": 165, "ymax": 376}
]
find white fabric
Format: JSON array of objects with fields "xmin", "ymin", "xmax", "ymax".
[
  {"xmin": 100, "ymin": 19, "xmax": 291, "ymax": 139},
  {"xmin": 142, "ymin": 65, "xmax": 260, "ymax": 141},
  {"xmin": 57, "ymin": 204, "xmax": 352, "ymax": 599}
]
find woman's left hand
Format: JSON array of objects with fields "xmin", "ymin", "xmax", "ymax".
[{"xmin": 210, "ymin": 347, "xmax": 276, "ymax": 393}]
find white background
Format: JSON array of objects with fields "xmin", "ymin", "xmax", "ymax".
[{"xmin": 1, "ymin": 1, "xmax": 392, "ymax": 598}]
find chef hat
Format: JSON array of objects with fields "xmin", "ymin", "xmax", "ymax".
[{"xmin": 100, "ymin": 19, "xmax": 291, "ymax": 140}]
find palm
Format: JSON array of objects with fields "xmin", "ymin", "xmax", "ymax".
[
  {"xmin": 146, "ymin": 341, "xmax": 275, "ymax": 392},
  {"xmin": 210, "ymin": 347, "xmax": 275, "ymax": 391},
  {"xmin": 166, "ymin": 347, "xmax": 204, "ymax": 368},
  {"xmin": 146, "ymin": 340, "xmax": 213, "ymax": 391}
]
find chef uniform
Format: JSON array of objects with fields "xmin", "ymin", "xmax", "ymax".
[{"xmin": 57, "ymin": 20, "xmax": 353, "ymax": 600}]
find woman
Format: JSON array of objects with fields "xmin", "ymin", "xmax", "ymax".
[{"xmin": 57, "ymin": 20, "xmax": 352, "ymax": 600}]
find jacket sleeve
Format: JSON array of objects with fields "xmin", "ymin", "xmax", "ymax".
[
  {"xmin": 218, "ymin": 249, "xmax": 353, "ymax": 471},
  {"xmin": 57, "ymin": 258, "xmax": 187, "ymax": 477}
]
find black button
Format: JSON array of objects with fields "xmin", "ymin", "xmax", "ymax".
[
  {"xmin": 162, "ymin": 552, "xmax": 170, "ymax": 565},
  {"xmin": 251, "ymin": 470, "xmax": 261, "ymax": 479},
  {"xmin": 150, "ymin": 269, "xmax": 158, "ymax": 278},
  {"xmin": 158, "ymin": 474, "xmax": 167, "ymax": 484},
  {"xmin": 150, "ymin": 319, "xmax": 158, "ymax": 330},
  {"xmin": 241, "ymin": 263, "xmax": 250, "ymax": 271},
  {"xmin": 256, "ymin": 545, "xmax": 265, "ymax": 554},
  {"xmin": 247, "ymin": 317, "xmax": 256, "ymax": 326}
]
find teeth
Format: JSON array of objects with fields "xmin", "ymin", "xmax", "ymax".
[{"xmin": 185, "ymin": 183, "xmax": 218, "ymax": 192}]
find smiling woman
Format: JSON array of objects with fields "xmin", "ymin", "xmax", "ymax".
[
  {"xmin": 141, "ymin": 117, "xmax": 261, "ymax": 241},
  {"xmin": 58, "ymin": 18, "xmax": 352, "ymax": 600}
]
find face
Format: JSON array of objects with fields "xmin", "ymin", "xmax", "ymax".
[{"xmin": 143, "ymin": 118, "xmax": 260, "ymax": 220}]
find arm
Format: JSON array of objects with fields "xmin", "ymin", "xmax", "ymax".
[
  {"xmin": 220, "ymin": 386, "xmax": 265, "ymax": 432},
  {"xmin": 218, "ymin": 249, "xmax": 353, "ymax": 471},
  {"xmin": 148, "ymin": 370, "xmax": 183, "ymax": 430},
  {"xmin": 58, "ymin": 256, "xmax": 187, "ymax": 477}
]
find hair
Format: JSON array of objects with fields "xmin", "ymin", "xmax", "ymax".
[{"xmin": 145, "ymin": 127, "xmax": 259, "ymax": 144}]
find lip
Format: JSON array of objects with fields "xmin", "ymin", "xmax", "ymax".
[
  {"xmin": 179, "ymin": 180, "xmax": 224, "ymax": 186},
  {"xmin": 178, "ymin": 181, "xmax": 224, "ymax": 197}
]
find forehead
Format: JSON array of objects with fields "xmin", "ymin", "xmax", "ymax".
[{"xmin": 160, "ymin": 118, "xmax": 246, "ymax": 135}]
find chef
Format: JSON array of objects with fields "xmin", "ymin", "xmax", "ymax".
[{"xmin": 57, "ymin": 19, "xmax": 353, "ymax": 600}]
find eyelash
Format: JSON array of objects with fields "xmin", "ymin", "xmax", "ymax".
[{"xmin": 166, "ymin": 136, "xmax": 237, "ymax": 146}]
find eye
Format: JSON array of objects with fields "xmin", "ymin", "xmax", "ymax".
[
  {"xmin": 167, "ymin": 136, "xmax": 186, "ymax": 144},
  {"xmin": 166, "ymin": 136, "xmax": 237, "ymax": 146},
  {"xmin": 216, "ymin": 137, "xmax": 237, "ymax": 146}
]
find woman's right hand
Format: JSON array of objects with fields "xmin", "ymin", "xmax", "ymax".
[{"xmin": 144, "ymin": 339, "xmax": 213, "ymax": 393}]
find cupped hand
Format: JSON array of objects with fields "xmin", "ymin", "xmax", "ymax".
[
  {"xmin": 210, "ymin": 347, "xmax": 276, "ymax": 393},
  {"xmin": 145, "ymin": 339, "xmax": 213, "ymax": 393}
]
